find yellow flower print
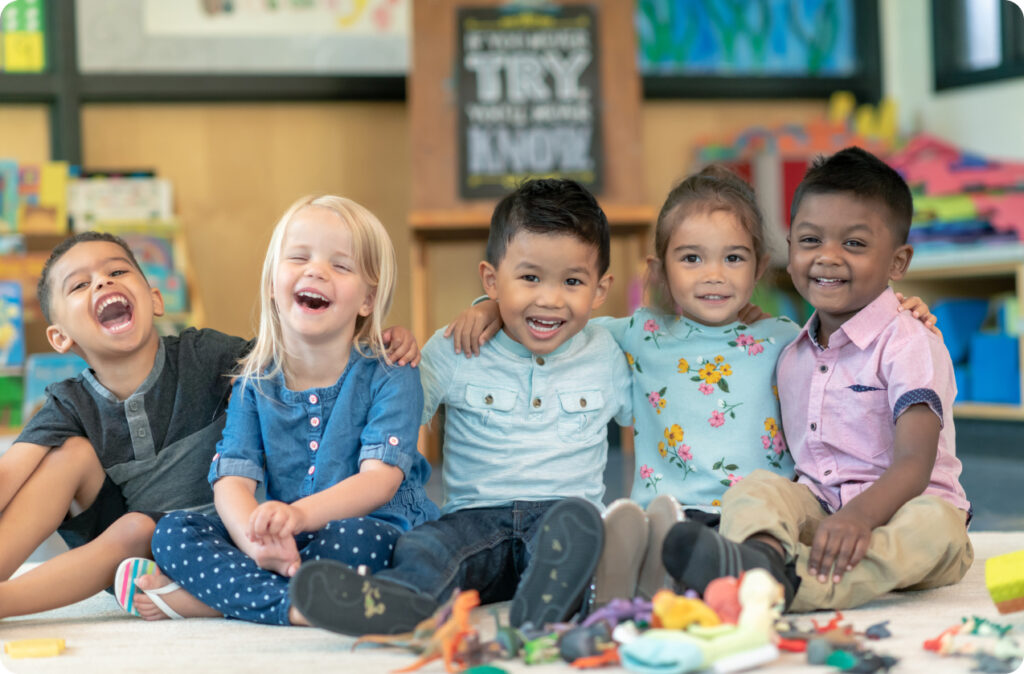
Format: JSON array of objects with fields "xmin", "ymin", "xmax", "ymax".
[
  {"xmin": 698, "ymin": 363, "xmax": 717, "ymax": 381},
  {"xmin": 773, "ymin": 385, "xmax": 779, "ymax": 400},
  {"xmin": 706, "ymin": 370, "xmax": 722, "ymax": 384},
  {"xmin": 664, "ymin": 424, "xmax": 684, "ymax": 447},
  {"xmin": 626, "ymin": 352, "xmax": 635, "ymax": 366},
  {"xmin": 714, "ymin": 355, "xmax": 724, "ymax": 364},
  {"xmin": 658, "ymin": 441, "xmax": 667, "ymax": 457},
  {"xmin": 677, "ymin": 358, "xmax": 689, "ymax": 373},
  {"xmin": 764, "ymin": 417, "xmax": 778, "ymax": 436},
  {"xmin": 711, "ymin": 499, "xmax": 721, "ymax": 507},
  {"xmin": 719, "ymin": 364, "xmax": 733, "ymax": 376}
]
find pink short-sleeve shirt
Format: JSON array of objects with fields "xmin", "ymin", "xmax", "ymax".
[{"xmin": 777, "ymin": 287, "xmax": 970, "ymax": 513}]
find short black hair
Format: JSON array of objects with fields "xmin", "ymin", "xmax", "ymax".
[
  {"xmin": 38, "ymin": 231, "xmax": 147, "ymax": 323},
  {"xmin": 486, "ymin": 178, "xmax": 610, "ymax": 275},
  {"xmin": 790, "ymin": 146, "xmax": 913, "ymax": 244}
]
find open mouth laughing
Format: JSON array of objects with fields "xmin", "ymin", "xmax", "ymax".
[
  {"xmin": 295, "ymin": 289, "xmax": 331, "ymax": 311},
  {"xmin": 812, "ymin": 277, "xmax": 848, "ymax": 288},
  {"xmin": 94, "ymin": 293, "xmax": 134, "ymax": 333}
]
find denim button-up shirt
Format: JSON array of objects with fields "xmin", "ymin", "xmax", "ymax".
[{"xmin": 208, "ymin": 350, "xmax": 439, "ymax": 531}]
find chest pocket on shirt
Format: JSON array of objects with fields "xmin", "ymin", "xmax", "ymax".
[
  {"xmin": 557, "ymin": 389, "xmax": 605, "ymax": 442},
  {"xmin": 834, "ymin": 384, "xmax": 891, "ymax": 460},
  {"xmin": 464, "ymin": 384, "xmax": 517, "ymax": 426}
]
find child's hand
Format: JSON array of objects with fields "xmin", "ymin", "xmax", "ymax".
[
  {"xmin": 382, "ymin": 326, "xmax": 421, "ymax": 367},
  {"xmin": 247, "ymin": 500, "xmax": 304, "ymax": 541},
  {"xmin": 443, "ymin": 299, "xmax": 502, "ymax": 357},
  {"xmin": 807, "ymin": 510, "xmax": 872, "ymax": 584},
  {"xmin": 895, "ymin": 292, "xmax": 942, "ymax": 340},
  {"xmin": 248, "ymin": 533, "xmax": 302, "ymax": 578},
  {"xmin": 737, "ymin": 302, "xmax": 771, "ymax": 324}
]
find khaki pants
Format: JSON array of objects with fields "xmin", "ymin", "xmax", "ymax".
[{"xmin": 720, "ymin": 470, "xmax": 974, "ymax": 612}]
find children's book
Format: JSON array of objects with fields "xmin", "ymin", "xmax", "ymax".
[
  {"xmin": 22, "ymin": 352, "xmax": 88, "ymax": 422},
  {"xmin": 19, "ymin": 161, "xmax": 69, "ymax": 234},
  {"xmin": 0, "ymin": 281, "xmax": 25, "ymax": 370},
  {"xmin": 0, "ymin": 160, "xmax": 18, "ymax": 232},
  {"xmin": 68, "ymin": 177, "xmax": 173, "ymax": 231}
]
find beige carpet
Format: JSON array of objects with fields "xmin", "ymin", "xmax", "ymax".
[{"xmin": 1, "ymin": 532, "xmax": 1021, "ymax": 673}]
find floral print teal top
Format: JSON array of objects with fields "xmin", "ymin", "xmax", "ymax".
[{"xmin": 594, "ymin": 309, "xmax": 799, "ymax": 512}]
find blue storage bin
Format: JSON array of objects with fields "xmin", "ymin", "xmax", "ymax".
[
  {"xmin": 967, "ymin": 333, "xmax": 1021, "ymax": 404},
  {"xmin": 932, "ymin": 298, "xmax": 989, "ymax": 364},
  {"xmin": 953, "ymin": 363, "xmax": 970, "ymax": 403}
]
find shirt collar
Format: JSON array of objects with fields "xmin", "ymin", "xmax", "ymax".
[
  {"xmin": 493, "ymin": 326, "xmax": 577, "ymax": 359},
  {"xmin": 797, "ymin": 287, "xmax": 899, "ymax": 351},
  {"xmin": 84, "ymin": 337, "xmax": 166, "ymax": 403}
]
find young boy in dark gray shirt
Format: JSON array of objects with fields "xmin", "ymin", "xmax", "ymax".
[{"xmin": 0, "ymin": 232, "xmax": 249, "ymax": 619}]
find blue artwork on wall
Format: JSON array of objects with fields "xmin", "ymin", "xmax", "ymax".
[{"xmin": 637, "ymin": 0, "xmax": 858, "ymax": 77}]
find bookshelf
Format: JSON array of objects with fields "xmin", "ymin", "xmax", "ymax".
[{"xmin": 895, "ymin": 244, "xmax": 1024, "ymax": 421}]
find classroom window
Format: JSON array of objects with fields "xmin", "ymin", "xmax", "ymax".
[{"xmin": 932, "ymin": 0, "xmax": 1024, "ymax": 90}]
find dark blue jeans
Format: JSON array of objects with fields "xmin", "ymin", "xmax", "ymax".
[{"xmin": 375, "ymin": 500, "xmax": 558, "ymax": 605}]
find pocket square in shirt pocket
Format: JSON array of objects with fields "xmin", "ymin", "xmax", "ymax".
[{"xmin": 556, "ymin": 389, "xmax": 605, "ymax": 441}]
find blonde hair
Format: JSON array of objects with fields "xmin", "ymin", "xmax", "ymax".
[
  {"xmin": 237, "ymin": 194, "xmax": 397, "ymax": 385},
  {"xmin": 647, "ymin": 165, "xmax": 767, "ymax": 314}
]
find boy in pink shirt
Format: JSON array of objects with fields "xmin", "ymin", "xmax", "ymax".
[{"xmin": 662, "ymin": 147, "xmax": 973, "ymax": 611}]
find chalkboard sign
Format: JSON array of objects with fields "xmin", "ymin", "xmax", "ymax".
[{"xmin": 456, "ymin": 5, "xmax": 603, "ymax": 199}]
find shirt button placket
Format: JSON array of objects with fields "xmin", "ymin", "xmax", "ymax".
[{"xmin": 307, "ymin": 393, "xmax": 322, "ymax": 488}]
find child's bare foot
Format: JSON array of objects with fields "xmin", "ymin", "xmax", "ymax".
[{"xmin": 133, "ymin": 568, "xmax": 221, "ymax": 620}]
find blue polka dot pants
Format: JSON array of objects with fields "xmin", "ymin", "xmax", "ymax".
[{"xmin": 152, "ymin": 510, "xmax": 400, "ymax": 625}]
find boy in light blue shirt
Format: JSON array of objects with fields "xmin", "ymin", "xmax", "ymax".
[{"xmin": 291, "ymin": 179, "xmax": 632, "ymax": 636}]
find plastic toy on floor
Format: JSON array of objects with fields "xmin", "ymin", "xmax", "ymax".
[
  {"xmin": 620, "ymin": 568, "xmax": 784, "ymax": 673},
  {"xmin": 353, "ymin": 589, "xmax": 480, "ymax": 673},
  {"xmin": 923, "ymin": 616, "xmax": 1022, "ymax": 673},
  {"xmin": 3, "ymin": 638, "xmax": 66, "ymax": 658},
  {"xmin": 986, "ymin": 550, "xmax": 1024, "ymax": 614}
]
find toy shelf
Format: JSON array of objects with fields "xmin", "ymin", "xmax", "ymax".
[{"xmin": 896, "ymin": 243, "xmax": 1024, "ymax": 421}]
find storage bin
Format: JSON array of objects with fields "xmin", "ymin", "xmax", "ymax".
[
  {"xmin": 932, "ymin": 298, "xmax": 989, "ymax": 364},
  {"xmin": 968, "ymin": 333, "xmax": 1021, "ymax": 404}
]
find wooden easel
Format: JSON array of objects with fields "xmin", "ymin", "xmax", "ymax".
[{"xmin": 409, "ymin": 0, "xmax": 653, "ymax": 460}]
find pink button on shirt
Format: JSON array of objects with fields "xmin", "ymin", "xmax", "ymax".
[{"xmin": 777, "ymin": 288, "xmax": 969, "ymax": 513}]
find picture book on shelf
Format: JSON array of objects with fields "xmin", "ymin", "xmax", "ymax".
[
  {"xmin": 0, "ymin": 281, "xmax": 25, "ymax": 370},
  {"xmin": 68, "ymin": 177, "xmax": 173, "ymax": 231},
  {"xmin": 18, "ymin": 161, "xmax": 69, "ymax": 234},
  {"xmin": 0, "ymin": 160, "xmax": 18, "ymax": 232},
  {"xmin": 22, "ymin": 352, "xmax": 88, "ymax": 422}
]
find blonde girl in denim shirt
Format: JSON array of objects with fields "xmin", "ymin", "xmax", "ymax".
[{"xmin": 119, "ymin": 195, "xmax": 438, "ymax": 625}]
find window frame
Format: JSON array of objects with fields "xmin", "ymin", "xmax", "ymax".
[{"xmin": 932, "ymin": 0, "xmax": 1024, "ymax": 90}]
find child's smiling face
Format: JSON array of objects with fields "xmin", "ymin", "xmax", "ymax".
[
  {"xmin": 661, "ymin": 209, "xmax": 762, "ymax": 327},
  {"xmin": 45, "ymin": 240, "xmax": 164, "ymax": 359},
  {"xmin": 787, "ymin": 191, "xmax": 912, "ymax": 338},
  {"xmin": 480, "ymin": 231, "xmax": 610, "ymax": 355},
  {"xmin": 273, "ymin": 206, "xmax": 375, "ymax": 348}
]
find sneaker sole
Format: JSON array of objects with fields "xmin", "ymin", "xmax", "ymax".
[
  {"xmin": 509, "ymin": 497, "xmax": 603, "ymax": 627},
  {"xmin": 290, "ymin": 560, "xmax": 436, "ymax": 636}
]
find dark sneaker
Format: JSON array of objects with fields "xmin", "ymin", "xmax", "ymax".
[
  {"xmin": 290, "ymin": 560, "xmax": 437, "ymax": 636},
  {"xmin": 510, "ymin": 497, "xmax": 603, "ymax": 627}
]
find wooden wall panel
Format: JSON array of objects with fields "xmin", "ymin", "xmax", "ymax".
[
  {"xmin": 81, "ymin": 102, "xmax": 410, "ymax": 340},
  {"xmin": 0, "ymin": 105, "xmax": 50, "ymax": 163}
]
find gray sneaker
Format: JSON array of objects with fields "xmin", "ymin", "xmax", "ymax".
[
  {"xmin": 637, "ymin": 493, "xmax": 686, "ymax": 599},
  {"xmin": 591, "ymin": 498, "xmax": 648, "ymax": 607}
]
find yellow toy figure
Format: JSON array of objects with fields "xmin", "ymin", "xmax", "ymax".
[{"xmin": 986, "ymin": 550, "xmax": 1024, "ymax": 614}]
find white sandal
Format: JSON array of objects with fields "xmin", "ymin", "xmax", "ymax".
[{"xmin": 114, "ymin": 557, "xmax": 184, "ymax": 620}]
